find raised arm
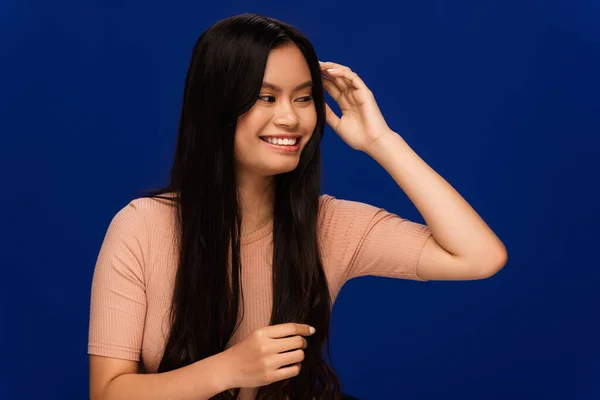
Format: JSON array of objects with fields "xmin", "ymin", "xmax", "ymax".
[
  {"xmin": 319, "ymin": 61, "xmax": 507, "ymax": 281},
  {"xmin": 365, "ymin": 130, "xmax": 507, "ymax": 280}
]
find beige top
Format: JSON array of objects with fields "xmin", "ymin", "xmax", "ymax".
[{"xmin": 88, "ymin": 194, "xmax": 431, "ymax": 399}]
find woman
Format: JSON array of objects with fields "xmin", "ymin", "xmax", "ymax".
[{"xmin": 88, "ymin": 13, "xmax": 507, "ymax": 400}]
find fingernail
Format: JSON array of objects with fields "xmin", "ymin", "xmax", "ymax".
[
  {"xmin": 309, "ymin": 326, "xmax": 316, "ymax": 334},
  {"xmin": 327, "ymin": 68, "xmax": 339, "ymax": 73}
]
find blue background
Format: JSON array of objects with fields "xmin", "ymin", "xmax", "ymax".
[{"xmin": 1, "ymin": 0, "xmax": 598, "ymax": 399}]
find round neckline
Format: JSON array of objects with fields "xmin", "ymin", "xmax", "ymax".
[
  {"xmin": 241, "ymin": 218, "xmax": 273, "ymax": 245},
  {"xmin": 149, "ymin": 192, "xmax": 274, "ymax": 245}
]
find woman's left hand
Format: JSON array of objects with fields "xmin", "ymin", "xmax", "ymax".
[{"xmin": 319, "ymin": 61, "xmax": 392, "ymax": 152}]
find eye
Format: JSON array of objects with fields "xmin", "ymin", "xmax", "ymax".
[
  {"xmin": 296, "ymin": 96, "xmax": 313, "ymax": 103},
  {"xmin": 258, "ymin": 95, "xmax": 276, "ymax": 103}
]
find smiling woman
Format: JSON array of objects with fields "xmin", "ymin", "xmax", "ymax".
[{"xmin": 88, "ymin": 11, "xmax": 506, "ymax": 400}]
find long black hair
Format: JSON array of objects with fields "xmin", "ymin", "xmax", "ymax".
[{"xmin": 148, "ymin": 13, "xmax": 341, "ymax": 399}]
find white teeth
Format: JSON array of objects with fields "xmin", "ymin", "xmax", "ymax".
[{"xmin": 265, "ymin": 137, "xmax": 297, "ymax": 146}]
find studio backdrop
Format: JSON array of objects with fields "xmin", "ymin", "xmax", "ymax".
[{"xmin": 1, "ymin": 0, "xmax": 598, "ymax": 399}]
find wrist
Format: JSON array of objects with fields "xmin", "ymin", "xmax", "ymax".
[
  {"xmin": 213, "ymin": 348, "xmax": 236, "ymax": 392},
  {"xmin": 191, "ymin": 348, "xmax": 235, "ymax": 395},
  {"xmin": 364, "ymin": 129, "xmax": 399, "ymax": 157}
]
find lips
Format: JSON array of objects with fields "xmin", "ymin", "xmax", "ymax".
[
  {"xmin": 260, "ymin": 136, "xmax": 299, "ymax": 146},
  {"xmin": 259, "ymin": 135, "xmax": 301, "ymax": 152}
]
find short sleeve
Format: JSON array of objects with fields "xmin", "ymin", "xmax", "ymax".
[
  {"xmin": 88, "ymin": 202, "xmax": 148, "ymax": 361},
  {"xmin": 319, "ymin": 195, "xmax": 432, "ymax": 283}
]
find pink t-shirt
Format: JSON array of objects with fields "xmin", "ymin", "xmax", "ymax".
[{"xmin": 88, "ymin": 194, "xmax": 431, "ymax": 399}]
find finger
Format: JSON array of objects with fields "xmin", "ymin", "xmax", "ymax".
[
  {"xmin": 271, "ymin": 335, "xmax": 307, "ymax": 353},
  {"xmin": 273, "ymin": 349, "xmax": 305, "ymax": 369},
  {"xmin": 320, "ymin": 62, "xmax": 350, "ymax": 92},
  {"xmin": 322, "ymin": 76, "xmax": 342, "ymax": 101},
  {"xmin": 264, "ymin": 323, "xmax": 315, "ymax": 339},
  {"xmin": 325, "ymin": 103, "xmax": 340, "ymax": 131},
  {"xmin": 322, "ymin": 68, "xmax": 349, "ymax": 93},
  {"xmin": 319, "ymin": 61, "xmax": 351, "ymax": 72},
  {"xmin": 325, "ymin": 68, "xmax": 368, "ymax": 91},
  {"xmin": 320, "ymin": 61, "xmax": 353, "ymax": 88},
  {"xmin": 269, "ymin": 363, "xmax": 302, "ymax": 383}
]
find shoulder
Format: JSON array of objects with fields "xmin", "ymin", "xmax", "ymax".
[
  {"xmin": 318, "ymin": 193, "xmax": 382, "ymax": 224},
  {"xmin": 127, "ymin": 195, "xmax": 176, "ymax": 221},
  {"xmin": 317, "ymin": 193, "xmax": 384, "ymax": 249},
  {"xmin": 106, "ymin": 194, "xmax": 177, "ymax": 243},
  {"xmin": 316, "ymin": 194, "xmax": 387, "ymax": 283}
]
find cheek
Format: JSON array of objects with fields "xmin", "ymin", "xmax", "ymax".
[
  {"xmin": 236, "ymin": 108, "xmax": 270, "ymax": 138},
  {"xmin": 234, "ymin": 109, "xmax": 270, "ymax": 163},
  {"xmin": 236, "ymin": 110, "xmax": 268, "ymax": 143}
]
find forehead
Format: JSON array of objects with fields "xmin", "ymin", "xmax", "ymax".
[{"xmin": 263, "ymin": 44, "xmax": 312, "ymax": 86}]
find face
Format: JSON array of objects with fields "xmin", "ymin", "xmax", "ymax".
[{"xmin": 234, "ymin": 44, "xmax": 317, "ymax": 178}]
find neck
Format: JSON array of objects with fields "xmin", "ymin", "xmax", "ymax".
[{"xmin": 236, "ymin": 168, "xmax": 274, "ymax": 234}]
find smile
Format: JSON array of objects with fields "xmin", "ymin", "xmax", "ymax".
[
  {"xmin": 260, "ymin": 137, "xmax": 298, "ymax": 146},
  {"xmin": 259, "ymin": 136, "xmax": 301, "ymax": 152}
]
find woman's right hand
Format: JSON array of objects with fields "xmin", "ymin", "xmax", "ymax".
[{"xmin": 223, "ymin": 323, "xmax": 315, "ymax": 389}]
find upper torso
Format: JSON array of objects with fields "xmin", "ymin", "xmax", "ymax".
[{"xmin": 88, "ymin": 194, "xmax": 431, "ymax": 399}]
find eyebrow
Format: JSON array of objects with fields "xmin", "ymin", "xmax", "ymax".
[{"xmin": 261, "ymin": 80, "xmax": 313, "ymax": 92}]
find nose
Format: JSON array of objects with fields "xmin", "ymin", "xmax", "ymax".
[{"xmin": 273, "ymin": 100, "xmax": 300, "ymax": 129}]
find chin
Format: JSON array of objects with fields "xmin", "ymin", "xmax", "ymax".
[{"xmin": 262, "ymin": 159, "xmax": 301, "ymax": 176}]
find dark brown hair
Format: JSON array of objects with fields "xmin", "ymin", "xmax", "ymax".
[{"xmin": 147, "ymin": 13, "xmax": 341, "ymax": 400}]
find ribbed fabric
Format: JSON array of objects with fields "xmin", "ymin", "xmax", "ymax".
[{"xmin": 88, "ymin": 194, "xmax": 432, "ymax": 399}]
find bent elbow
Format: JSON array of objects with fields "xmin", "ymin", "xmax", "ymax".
[{"xmin": 478, "ymin": 246, "xmax": 508, "ymax": 279}]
